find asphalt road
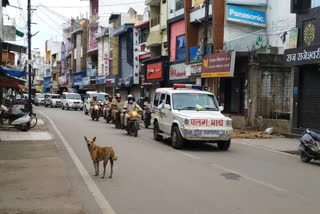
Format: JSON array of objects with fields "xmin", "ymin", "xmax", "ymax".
[{"xmin": 37, "ymin": 106, "xmax": 320, "ymax": 214}]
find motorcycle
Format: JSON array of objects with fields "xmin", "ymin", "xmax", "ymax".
[
  {"xmin": 91, "ymin": 105, "xmax": 100, "ymax": 121},
  {"xmin": 114, "ymin": 110, "xmax": 122, "ymax": 129},
  {"xmin": 99, "ymin": 103, "xmax": 104, "ymax": 117},
  {"xmin": 104, "ymin": 108, "xmax": 112, "ymax": 123},
  {"xmin": 0, "ymin": 105, "xmax": 32, "ymax": 131},
  {"xmin": 299, "ymin": 129, "xmax": 320, "ymax": 163},
  {"xmin": 144, "ymin": 108, "xmax": 152, "ymax": 129},
  {"xmin": 126, "ymin": 109, "xmax": 141, "ymax": 137}
]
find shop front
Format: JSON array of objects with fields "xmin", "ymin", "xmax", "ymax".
[{"xmin": 71, "ymin": 71, "xmax": 85, "ymax": 92}]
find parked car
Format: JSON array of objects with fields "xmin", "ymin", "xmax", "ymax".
[
  {"xmin": 152, "ymin": 84, "xmax": 233, "ymax": 150},
  {"xmin": 45, "ymin": 94, "xmax": 61, "ymax": 108},
  {"xmin": 35, "ymin": 93, "xmax": 45, "ymax": 106},
  {"xmin": 61, "ymin": 92, "xmax": 83, "ymax": 110},
  {"xmin": 83, "ymin": 91, "xmax": 109, "ymax": 115}
]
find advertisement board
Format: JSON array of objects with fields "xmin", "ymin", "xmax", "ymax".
[
  {"xmin": 227, "ymin": 0, "xmax": 267, "ymax": 6},
  {"xmin": 169, "ymin": 63, "xmax": 190, "ymax": 80},
  {"xmin": 201, "ymin": 51, "xmax": 236, "ymax": 78},
  {"xmin": 146, "ymin": 62, "xmax": 162, "ymax": 80},
  {"xmin": 96, "ymin": 75, "xmax": 105, "ymax": 84},
  {"xmin": 227, "ymin": 4, "xmax": 266, "ymax": 27}
]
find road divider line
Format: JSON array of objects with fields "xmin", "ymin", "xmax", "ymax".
[
  {"xmin": 37, "ymin": 110, "xmax": 116, "ymax": 214},
  {"xmin": 180, "ymin": 151, "xmax": 201, "ymax": 160},
  {"xmin": 233, "ymin": 140, "xmax": 296, "ymax": 157},
  {"xmin": 212, "ymin": 163, "xmax": 288, "ymax": 193}
]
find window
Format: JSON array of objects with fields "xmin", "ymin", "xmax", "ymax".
[
  {"xmin": 154, "ymin": 92, "xmax": 161, "ymax": 106},
  {"xmin": 140, "ymin": 28, "xmax": 149, "ymax": 43},
  {"xmin": 176, "ymin": 35, "xmax": 186, "ymax": 61},
  {"xmin": 160, "ymin": 94, "xmax": 166, "ymax": 105},
  {"xmin": 312, "ymin": 0, "xmax": 320, "ymax": 7},
  {"xmin": 166, "ymin": 95, "xmax": 171, "ymax": 105},
  {"xmin": 176, "ymin": 0, "xmax": 184, "ymax": 10},
  {"xmin": 172, "ymin": 93, "xmax": 219, "ymax": 111},
  {"xmin": 151, "ymin": 16, "xmax": 160, "ymax": 27}
]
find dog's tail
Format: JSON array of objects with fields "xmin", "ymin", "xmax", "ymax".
[{"xmin": 111, "ymin": 149, "xmax": 118, "ymax": 161}]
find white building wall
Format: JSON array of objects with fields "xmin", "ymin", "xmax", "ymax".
[
  {"xmin": 98, "ymin": 35, "xmax": 109, "ymax": 76},
  {"xmin": 168, "ymin": 0, "xmax": 185, "ymax": 20},
  {"xmin": 0, "ymin": 2, "xmax": 3, "ymax": 41}
]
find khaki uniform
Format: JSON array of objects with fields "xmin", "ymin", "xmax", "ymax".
[
  {"xmin": 124, "ymin": 102, "xmax": 142, "ymax": 127},
  {"xmin": 111, "ymin": 99, "xmax": 123, "ymax": 121},
  {"xmin": 90, "ymin": 100, "xmax": 99, "ymax": 114},
  {"xmin": 104, "ymin": 100, "xmax": 112, "ymax": 118},
  {"xmin": 143, "ymin": 102, "xmax": 152, "ymax": 120}
]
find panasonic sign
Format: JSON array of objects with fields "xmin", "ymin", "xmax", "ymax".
[{"xmin": 227, "ymin": 5, "xmax": 266, "ymax": 27}]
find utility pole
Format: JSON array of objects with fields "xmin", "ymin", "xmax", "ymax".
[
  {"xmin": 27, "ymin": 0, "xmax": 32, "ymax": 113},
  {"xmin": 202, "ymin": 0, "xmax": 210, "ymax": 58}
]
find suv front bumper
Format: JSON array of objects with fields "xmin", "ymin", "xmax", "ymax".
[{"xmin": 182, "ymin": 128, "xmax": 233, "ymax": 141}]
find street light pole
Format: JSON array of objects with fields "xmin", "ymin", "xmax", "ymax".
[{"xmin": 27, "ymin": 0, "xmax": 32, "ymax": 113}]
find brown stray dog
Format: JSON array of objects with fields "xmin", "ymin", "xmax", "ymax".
[{"xmin": 84, "ymin": 136, "xmax": 118, "ymax": 178}]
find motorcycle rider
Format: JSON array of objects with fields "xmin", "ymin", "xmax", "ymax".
[
  {"xmin": 90, "ymin": 95, "xmax": 98, "ymax": 114},
  {"xmin": 143, "ymin": 97, "xmax": 152, "ymax": 120},
  {"xmin": 104, "ymin": 96, "xmax": 113, "ymax": 119},
  {"xmin": 111, "ymin": 94, "xmax": 123, "ymax": 122},
  {"xmin": 123, "ymin": 95, "xmax": 142, "ymax": 130}
]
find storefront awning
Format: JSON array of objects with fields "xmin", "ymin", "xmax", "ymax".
[
  {"xmin": 0, "ymin": 66, "xmax": 27, "ymax": 78},
  {"xmin": 0, "ymin": 74, "xmax": 26, "ymax": 89}
]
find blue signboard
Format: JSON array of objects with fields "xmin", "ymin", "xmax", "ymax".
[
  {"xmin": 72, "ymin": 71, "xmax": 86, "ymax": 87},
  {"xmin": 43, "ymin": 76, "xmax": 52, "ymax": 89},
  {"xmin": 87, "ymin": 68, "xmax": 96, "ymax": 77},
  {"xmin": 227, "ymin": 5, "xmax": 266, "ymax": 27},
  {"xmin": 96, "ymin": 75, "xmax": 105, "ymax": 84},
  {"xmin": 227, "ymin": 0, "xmax": 267, "ymax": 6},
  {"xmin": 189, "ymin": 46, "xmax": 210, "ymax": 63}
]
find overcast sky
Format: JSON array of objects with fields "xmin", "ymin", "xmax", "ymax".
[{"xmin": 3, "ymin": 0, "xmax": 145, "ymax": 56}]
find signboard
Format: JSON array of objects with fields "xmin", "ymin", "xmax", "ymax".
[
  {"xmin": 227, "ymin": 0, "xmax": 267, "ymax": 6},
  {"xmin": 201, "ymin": 51, "xmax": 236, "ymax": 78},
  {"xmin": 3, "ymin": 25, "xmax": 16, "ymax": 41},
  {"xmin": 194, "ymin": 0, "xmax": 204, "ymax": 7},
  {"xmin": 104, "ymin": 53, "xmax": 109, "ymax": 76},
  {"xmin": 72, "ymin": 72, "xmax": 86, "ymax": 86},
  {"xmin": 227, "ymin": 5, "xmax": 266, "ymax": 27},
  {"xmin": 169, "ymin": 63, "xmax": 190, "ymax": 80},
  {"xmin": 105, "ymin": 78, "xmax": 115, "ymax": 84},
  {"xmin": 146, "ymin": 62, "xmax": 163, "ymax": 80},
  {"xmin": 43, "ymin": 76, "xmax": 52, "ymax": 88},
  {"xmin": 133, "ymin": 28, "xmax": 140, "ymax": 84},
  {"xmin": 52, "ymin": 81, "xmax": 59, "ymax": 90},
  {"xmin": 186, "ymin": 62, "xmax": 203, "ymax": 76},
  {"xmin": 58, "ymin": 75, "xmax": 67, "ymax": 85},
  {"xmin": 96, "ymin": 75, "xmax": 105, "ymax": 84},
  {"xmin": 140, "ymin": 53, "xmax": 151, "ymax": 60},
  {"xmin": 284, "ymin": 45, "xmax": 320, "ymax": 66},
  {"xmin": 82, "ymin": 77, "xmax": 91, "ymax": 86},
  {"xmin": 284, "ymin": 28, "xmax": 298, "ymax": 50}
]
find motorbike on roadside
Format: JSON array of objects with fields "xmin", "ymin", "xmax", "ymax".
[
  {"xmin": 299, "ymin": 129, "xmax": 320, "ymax": 163},
  {"xmin": 91, "ymin": 104, "xmax": 100, "ymax": 121},
  {"xmin": 144, "ymin": 108, "xmax": 151, "ymax": 129},
  {"xmin": 126, "ymin": 109, "xmax": 141, "ymax": 137},
  {"xmin": 0, "ymin": 105, "xmax": 32, "ymax": 131}
]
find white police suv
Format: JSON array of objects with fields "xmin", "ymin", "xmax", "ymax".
[{"xmin": 152, "ymin": 84, "xmax": 233, "ymax": 150}]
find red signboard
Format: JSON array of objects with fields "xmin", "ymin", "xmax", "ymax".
[
  {"xmin": 201, "ymin": 51, "xmax": 235, "ymax": 78},
  {"xmin": 140, "ymin": 53, "xmax": 151, "ymax": 60},
  {"xmin": 146, "ymin": 62, "xmax": 162, "ymax": 80}
]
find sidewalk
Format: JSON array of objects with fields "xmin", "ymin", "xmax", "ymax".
[
  {"xmin": 0, "ymin": 118, "xmax": 87, "ymax": 213},
  {"xmin": 233, "ymin": 138, "xmax": 300, "ymax": 154}
]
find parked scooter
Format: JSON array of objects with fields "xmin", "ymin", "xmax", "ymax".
[
  {"xmin": 299, "ymin": 129, "xmax": 320, "ymax": 163},
  {"xmin": 0, "ymin": 105, "xmax": 32, "ymax": 131},
  {"xmin": 126, "ymin": 109, "xmax": 141, "ymax": 137},
  {"xmin": 91, "ymin": 104, "xmax": 100, "ymax": 121},
  {"xmin": 144, "ymin": 109, "xmax": 151, "ymax": 129}
]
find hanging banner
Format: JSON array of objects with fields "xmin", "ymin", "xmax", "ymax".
[
  {"xmin": 201, "ymin": 51, "xmax": 236, "ymax": 78},
  {"xmin": 82, "ymin": 77, "xmax": 91, "ymax": 86},
  {"xmin": 133, "ymin": 28, "xmax": 140, "ymax": 84},
  {"xmin": 104, "ymin": 53, "xmax": 109, "ymax": 76}
]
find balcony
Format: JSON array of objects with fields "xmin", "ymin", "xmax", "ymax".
[
  {"xmin": 145, "ymin": 0, "xmax": 160, "ymax": 6},
  {"xmin": 190, "ymin": 4, "xmax": 212, "ymax": 23},
  {"xmin": 150, "ymin": 16, "xmax": 160, "ymax": 28}
]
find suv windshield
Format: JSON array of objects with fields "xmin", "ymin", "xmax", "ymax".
[
  {"xmin": 172, "ymin": 93, "xmax": 219, "ymax": 111},
  {"xmin": 90, "ymin": 94, "xmax": 105, "ymax": 101},
  {"xmin": 36, "ymin": 94, "xmax": 44, "ymax": 98},
  {"xmin": 66, "ymin": 94, "xmax": 81, "ymax": 100},
  {"xmin": 51, "ymin": 95, "xmax": 61, "ymax": 99}
]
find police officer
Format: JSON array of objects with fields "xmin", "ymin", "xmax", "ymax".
[
  {"xmin": 123, "ymin": 94, "xmax": 142, "ymax": 129},
  {"xmin": 111, "ymin": 94, "xmax": 123, "ymax": 122}
]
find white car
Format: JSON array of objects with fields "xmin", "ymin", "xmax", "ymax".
[
  {"xmin": 61, "ymin": 92, "xmax": 83, "ymax": 110},
  {"xmin": 45, "ymin": 94, "xmax": 62, "ymax": 108},
  {"xmin": 35, "ymin": 93, "xmax": 45, "ymax": 106},
  {"xmin": 83, "ymin": 91, "xmax": 109, "ymax": 115},
  {"xmin": 152, "ymin": 84, "xmax": 233, "ymax": 150}
]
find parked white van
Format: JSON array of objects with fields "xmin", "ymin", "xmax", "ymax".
[{"xmin": 61, "ymin": 92, "xmax": 83, "ymax": 111}]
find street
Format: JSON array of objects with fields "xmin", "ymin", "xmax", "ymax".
[{"xmin": 36, "ymin": 106, "xmax": 320, "ymax": 214}]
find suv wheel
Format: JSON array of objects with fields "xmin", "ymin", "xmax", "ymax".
[
  {"xmin": 153, "ymin": 121, "xmax": 163, "ymax": 141},
  {"xmin": 62, "ymin": 105, "xmax": 65, "ymax": 110},
  {"xmin": 66, "ymin": 104, "xmax": 69, "ymax": 110},
  {"xmin": 84, "ymin": 106, "xmax": 88, "ymax": 115},
  {"xmin": 171, "ymin": 126, "xmax": 184, "ymax": 149},
  {"xmin": 217, "ymin": 140, "xmax": 231, "ymax": 151}
]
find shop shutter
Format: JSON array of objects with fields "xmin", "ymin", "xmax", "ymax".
[{"xmin": 299, "ymin": 70, "xmax": 320, "ymax": 129}]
